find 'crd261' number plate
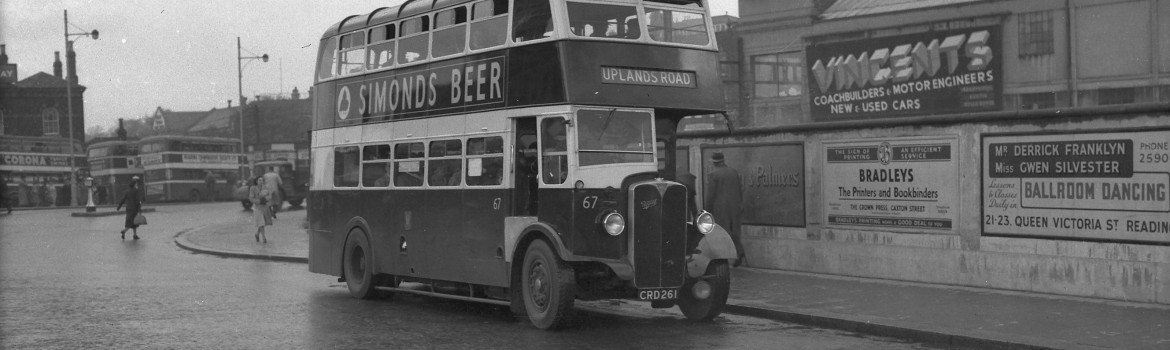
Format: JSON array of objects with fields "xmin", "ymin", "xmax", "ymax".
[{"xmin": 638, "ymin": 288, "xmax": 677, "ymax": 301}]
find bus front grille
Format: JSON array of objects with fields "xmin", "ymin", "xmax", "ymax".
[{"xmin": 630, "ymin": 181, "xmax": 688, "ymax": 289}]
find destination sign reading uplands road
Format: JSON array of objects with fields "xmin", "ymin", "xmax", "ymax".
[
  {"xmin": 982, "ymin": 130, "xmax": 1170, "ymax": 244},
  {"xmin": 823, "ymin": 136, "xmax": 959, "ymax": 233}
]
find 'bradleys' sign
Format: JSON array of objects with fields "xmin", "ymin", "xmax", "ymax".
[
  {"xmin": 335, "ymin": 54, "xmax": 506, "ymax": 123},
  {"xmin": 806, "ymin": 26, "xmax": 1002, "ymax": 120}
]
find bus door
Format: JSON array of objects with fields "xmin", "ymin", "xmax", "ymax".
[
  {"xmin": 536, "ymin": 115, "xmax": 572, "ymax": 226},
  {"xmin": 513, "ymin": 117, "xmax": 538, "ymax": 216}
]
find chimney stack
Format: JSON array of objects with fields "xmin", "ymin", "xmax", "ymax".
[
  {"xmin": 66, "ymin": 41, "xmax": 78, "ymax": 85},
  {"xmin": 116, "ymin": 118, "xmax": 127, "ymax": 140},
  {"xmin": 0, "ymin": 44, "xmax": 8, "ymax": 65},
  {"xmin": 53, "ymin": 52, "xmax": 63, "ymax": 78}
]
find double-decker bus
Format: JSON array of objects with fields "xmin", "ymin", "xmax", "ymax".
[
  {"xmin": 309, "ymin": 0, "xmax": 735, "ymax": 329},
  {"xmin": 138, "ymin": 135, "xmax": 242, "ymax": 202},
  {"xmin": 87, "ymin": 138, "xmax": 143, "ymax": 205}
]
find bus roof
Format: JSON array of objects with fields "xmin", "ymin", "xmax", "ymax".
[
  {"xmin": 322, "ymin": 0, "xmax": 478, "ymax": 39},
  {"xmin": 137, "ymin": 135, "xmax": 240, "ymax": 143}
]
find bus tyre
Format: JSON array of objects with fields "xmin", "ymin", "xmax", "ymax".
[
  {"xmin": 521, "ymin": 240, "xmax": 575, "ymax": 330},
  {"xmin": 343, "ymin": 231, "xmax": 380, "ymax": 299},
  {"xmin": 677, "ymin": 260, "xmax": 730, "ymax": 321}
]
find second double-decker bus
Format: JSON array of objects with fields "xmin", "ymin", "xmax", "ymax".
[
  {"xmin": 139, "ymin": 135, "xmax": 242, "ymax": 202},
  {"xmin": 309, "ymin": 0, "xmax": 735, "ymax": 329},
  {"xmin": 87, "ymin": 138, "xmax": 143, "ymax": 205}
]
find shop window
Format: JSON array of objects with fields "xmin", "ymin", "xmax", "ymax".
[{"xmin": 1018, "ymin": 11, "xmax": 1053, "ymax": 57}]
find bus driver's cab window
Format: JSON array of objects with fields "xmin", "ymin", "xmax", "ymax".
[{"xmin": 540, "ymin": 117, "xmax": 568, "ymax": 184}]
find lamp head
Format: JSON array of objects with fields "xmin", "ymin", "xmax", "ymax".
[
  {"xmin": 90, "ymin": 30, "xmax": 99, "ymax": 40},
  {"xmin": 261, "ymin": 54, "xmax": 269, "ymax": 63}
]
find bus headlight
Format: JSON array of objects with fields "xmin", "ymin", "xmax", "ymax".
[
  {"xmin": 694, "ymin": 211, "xmax": 714, "ymax": 235},
  {"xmin": 603, "ymin": 213, "xmax": 625, "ymax": 236}
]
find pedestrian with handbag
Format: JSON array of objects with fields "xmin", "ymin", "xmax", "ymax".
[
  {"xmin": 116, "ymin": 177, "xmax": 145, "ymax": 240},
  {"xmin": 249, "ymin": 176, "xmax": 273, "ymax": 243}
]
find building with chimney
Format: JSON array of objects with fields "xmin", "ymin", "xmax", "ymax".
[{"xmin": 0, "ymin": 44, "xmax": 89, "ymax": 207}]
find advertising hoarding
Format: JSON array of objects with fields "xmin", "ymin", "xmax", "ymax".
[
  {"xmin": 823, "ymin": 136, "xmax": 959, "ymax": 233},
  {"xmin": 806, "ymin": 26, "xmax": 1002, "ymax": 120},
  {"xmin": 701, "ymin": 143, "xmax": 805, "ymax": 227},
  {"xmin": 982, "ymin": 130, "xmax": 1170, "ymax": 244}
]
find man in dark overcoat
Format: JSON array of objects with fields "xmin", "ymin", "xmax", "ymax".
[{"xmin": 704, "ymin": 151, "xmax": 745, "ymax": 267}]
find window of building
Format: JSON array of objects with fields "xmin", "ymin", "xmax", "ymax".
[
  {"xmin": 466, "ymin": 136, "xmax": 504, "ymax": 186},
  {"xmin": 333, "ymin": 146, "xmax": 360, "ymax": 187},
  {"xmin": 0, "ymin": 109, "xmax": 5, "ymax": 135},
  {"xmin": 469, "ymin": 0, "xmax": 509, "ymax": 50},
  {"xmin": 399, "ymin": 16, "xmax": 431, "ymax": 64},
  {"xmin": 1018, "ymin": 11, "xmax": 1053, "ymax": 57},
  {"xmin": 361, "ymin": 144, "xmax": 392, "ymax": 187},
  {"xmin": 1019, "ymin": 92, "xmax": 1057, "ymax": 110},
  {"xmin": 1098, "ymin": 87, "xmax": 1135, "ymax": 105},
  {"xmin": 393, "ymin": 142, "xmax": 425, "ymax": 187},
  {"xmin": 366, "ymin": 24, "xmax": 396, "ymax": 70},
  {"xmin": 752, "ymin": 53, "xmax": 804, "ymax": 98},
  {"xmin": 42, "ymin": 107, "xmax": 60, "ymax": 136},
  {"xmin": 428, "ymin": 139, "xmax": 463, "ymax": 186},
  {"xmin": 432, "ymin": 7, "xmax": 469, "ymax": 58}
]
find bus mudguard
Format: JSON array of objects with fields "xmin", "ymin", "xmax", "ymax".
[
  {"xmin": 341, "ymin": 217, "xmax": 374, "ymax": 275},
  {"xmin": 503, "ymin": 217, "xmax": 571, "ymax": 263},
  {"xmin": 686, "ymin": 223, "xmax": 737, "ymax": 279}
]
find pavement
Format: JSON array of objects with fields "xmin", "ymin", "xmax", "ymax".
[{"xmin": 174, "ymin": 209, "xmax": 1170, "ymax": 350}]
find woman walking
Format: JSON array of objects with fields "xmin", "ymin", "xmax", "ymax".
[
  {"xmin": 249, "ymin": 176, "xmax": 273, "ymax": 243},
  {"xmin": 116, "ymin": 178, "xmax": 144, "ymax": 240}
]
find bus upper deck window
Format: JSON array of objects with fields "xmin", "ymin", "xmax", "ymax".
[
  {"xmin": 399, "ymin": 17, "xmax": 431, "ymax": 64},
  {"xmin": 644, "ymin": 8, "xmax": 710, "ymax": 46},
  {"xmin": 566, "ymin": 2, "xmax": 638, "ymax": 40},
  {"xmin": 366, "ymin": 24, "xmax": 396, "ymax": 70},
  {"xmin": 432, "ymin": 7, "xmax": 468, "ymax": 58},
  {"xmin": 470, "ymin": 0, "xmax": 509, "ymax": 50},
  {"xmin": 339, "ymin": 32, "xmax": 366, "ymax": 75},
  {"xmin": 512, "ymin": 0, "xmax": 552, "ymax": 42},
  {"xmin": 316, "ymin": 38, "xmax": 338, "ymax": 81}
]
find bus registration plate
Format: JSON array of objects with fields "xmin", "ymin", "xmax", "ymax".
[{"xmin": 638, "ymin": 288, "xmax": 677, "ymax": 301}]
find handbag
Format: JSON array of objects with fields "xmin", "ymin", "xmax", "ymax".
[{"xmin": 134, "ymin": 213, "xmax": 148, "ymax": 225}]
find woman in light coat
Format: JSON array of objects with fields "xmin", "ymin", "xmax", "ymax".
[{"xmin": 249, "ymin": 176, "xmax": 273, "ymax": 243}]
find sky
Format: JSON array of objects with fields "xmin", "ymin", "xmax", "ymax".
[{"xmin": 0, "ymin": 0, "xmax": 739, "ymax": 132}]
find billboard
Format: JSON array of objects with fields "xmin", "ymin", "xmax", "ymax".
[
  {"xmin": 823, "ymin": 136, "xmax": 959, "ymax": 233},
  {"xmin": 806, "ymin": 26, "xmax": 1002, "ymax": 120},
  {"xmin": 982, "ymin": 130, "xmax": 1170, "ymax": 244},
  {"xmin": 701, "ymin": 143, "xmax": 805, "ymax": 227}
]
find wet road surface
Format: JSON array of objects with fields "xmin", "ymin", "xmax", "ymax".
[{"xmin": 1, "ymin": 204, "xmax": 945, "ymax": 349}]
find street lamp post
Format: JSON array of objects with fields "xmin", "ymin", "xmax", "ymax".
[
  {"xmin": 237, "ymin": 37, "xmax": 268, "ymax": 179},
  {"xmin": 64, "ymin": 10, "xmax": 98, "ymax": 207}
]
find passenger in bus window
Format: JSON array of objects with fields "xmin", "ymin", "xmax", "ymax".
[{"xmin": 374, "ymin": 163, "xmax": 393, "ymax": 187}]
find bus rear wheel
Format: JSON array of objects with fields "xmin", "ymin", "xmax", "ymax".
[
  {"xmin": 677, "ymin": 260, "xmax": 730, "ymax": 321},
  {"xmin": 521, "ymin": 240, "xmax": 575, "ymax": 330},
  {"xmin": 343, "ymin": 231, "xmax": 380, "ymax": 299}
]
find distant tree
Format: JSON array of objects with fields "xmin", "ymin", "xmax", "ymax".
[{"xmin": 85, "ymin": 124, "xmax": 114, "ymax": 142}]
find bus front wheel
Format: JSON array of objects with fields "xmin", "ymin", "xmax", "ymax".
[
  {"xmin": 521, "ymin": 240, "xmax": 575, "ymax": 330},
  {"xmin": 343, "ymin": 231, "xmax": 380, "ymax": 299},
  {"xmin": 677, "ymin": 260, "xmax": 730, "ymax": 321}
]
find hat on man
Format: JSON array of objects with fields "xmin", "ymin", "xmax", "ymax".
[{"xmin": 711, "ymin": 151, "xmax": 725, "ymax": 162}]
